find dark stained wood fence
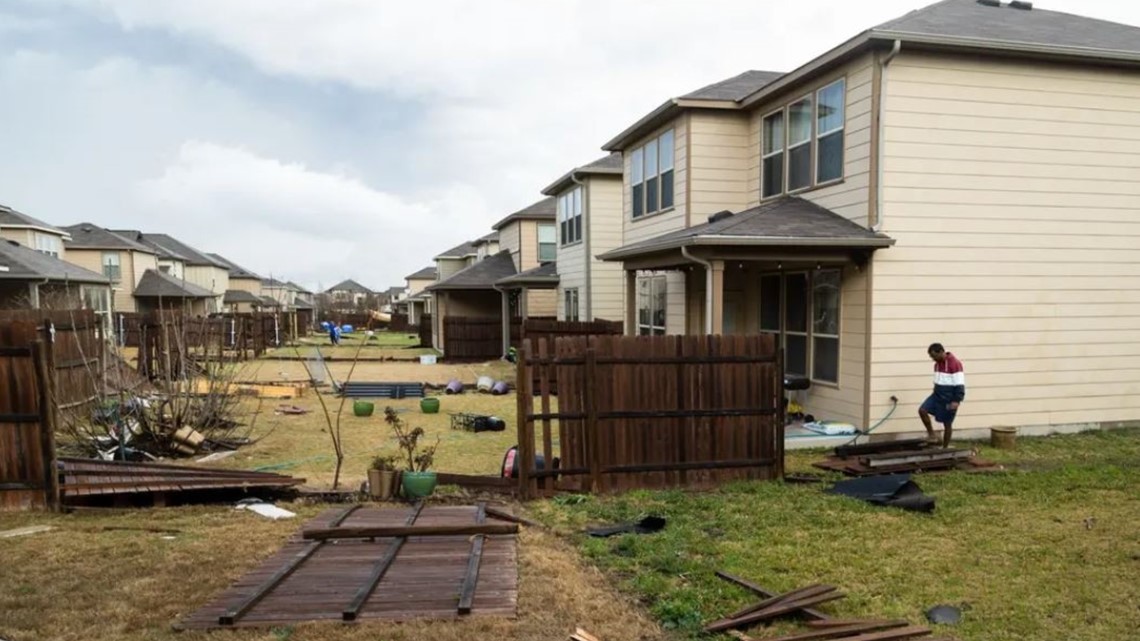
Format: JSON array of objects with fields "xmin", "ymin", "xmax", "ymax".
[
  {"xmin": 517, "ymin": 334, "xmax": 784, "ymax": 498},
  {"xmin": 443, "ymin": 316, "xmax": 510, "ymax": 361},
  {"xmin": 520, "ymin": 318, "xmax": 623, "ymax": 393},
  {"xmin": 389, "ymin": 313, "xmax": 410, "ymax": 332},
  {"xmin": 418, "ymin": 313, "xmax": 433, "ymax": 348},
  {"xmin": 0, "ymin": 332, "xmax": 59, "ymax": 510},
  {"xmin": 0, "ymin": 310, "xmax": 104, "ymax": 410}
]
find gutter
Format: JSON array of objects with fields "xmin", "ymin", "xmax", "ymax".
[
  {"xmin": 680, "ymin": 246, "xmax": 714, "ymax": 334},
  {"xmin": 873, "ymin": 40, "xmax": 902, "ymax": 233}
]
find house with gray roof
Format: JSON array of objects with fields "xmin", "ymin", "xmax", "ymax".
[
  {"xmin": 0, "ymin": 237, "xmax": 111, "ymax": 313},
  {"xmin": 208, "ymin": 253, "xmax": 266, "ymax": 312},
  {"xmin": 593, "ymin": 0, "xmax": 1140, "ymax": 441},
  {"xmin": 0, "ymin": 203, "xmax": 71, "ymax": 261},
  {"xmin": 61, "ymin": 223, "xmax": 161, "ymax": 314},
  {"xmin": 109, "ymin": 230, "xmax": 229, "ymax": 312}
]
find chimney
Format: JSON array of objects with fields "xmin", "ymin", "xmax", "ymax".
[{"xmin": 708, "ymin": 210, "xmax": 734, "ymax": 224}]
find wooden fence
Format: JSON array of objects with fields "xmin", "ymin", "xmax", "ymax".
[
  {"xmin": 442, "ymin": 316, "xmax": 563, "ymax": 361},
  {"xmin": 418, "ymin": 313, "xmax": 433, "ymax": 348},
  {"xmin": 517, "ymin": 334, "xmax": 784, "ymax": 498},
  {"xmin": 389, "ymin": 313, "xmax": 410, "ymax": 332},
  {"xmin": 519, "ymin": 318, "xmax": 623, "ymax": 392},
  {"xmin": 0, "ymin": 310, "xmax": 104, "ymax": 410}
]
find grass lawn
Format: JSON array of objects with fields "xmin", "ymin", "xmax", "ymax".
[{"xmin": 531, "ymin": 428, "xmax": 1140, "ymax": 640}]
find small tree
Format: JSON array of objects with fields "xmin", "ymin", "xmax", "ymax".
[{"xmin": 383, "ymin": 406, "xmax": 439, "ymax": 472}]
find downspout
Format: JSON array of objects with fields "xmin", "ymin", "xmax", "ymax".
[
  {"xmin": 872, "ymin": 40, "xmax": 902, "ymax": 233},
  {"xmin": 570, "ymin": 171, "xmax": 589, "ymax": 321},
  {"xmin": 680, "ymin": 246, "xmax": 713, "ymax": 334}
]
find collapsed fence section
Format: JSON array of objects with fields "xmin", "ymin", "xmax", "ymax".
[{"xmin": 517, "ymin": 334, "xmax": 784, "ymax": 498}]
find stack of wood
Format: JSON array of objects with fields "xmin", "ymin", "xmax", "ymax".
[
  {"xmin": 707, "ymin": 573, "xmax": 956, "ymax": 641},
  {"xmin": 812, "ymin": 439, "xmax": 995, "ymax": 477}
]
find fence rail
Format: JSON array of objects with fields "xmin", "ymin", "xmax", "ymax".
[{"xmin": 517, "ymin": 334, "xmax": 784, "ymax": 498}]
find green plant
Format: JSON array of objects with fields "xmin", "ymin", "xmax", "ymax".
[
  {"xmin": 369, "ymin": 453, "xmax": 399, "ymax": 471},
  {"xmin": 384, "ymin": 406, "xmax": 440, "ymax": 472}
]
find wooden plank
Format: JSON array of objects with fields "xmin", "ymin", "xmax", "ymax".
[
  {"xmin": 516, "ymin": 340, "xmax": 534, "ymax": 499},
  {"xmin": 807, "ymin": 619, "xmax": 902, "ymax": 629},
  {"xmin": 863, "ymin": 450, "xmax": 972, "ymax": 468},
  {"xmin": 33, "ymin": 340, "xmax": 60, "ymax": 511},
  {"xmin": 484, "ymin": 505, "xmax": 540, "ymax": 527},
  {"xmin": 825, "ymin": 626, "xmax": 932, "ymax": 641},
  {"xmin": 341, "ymin": 502, "xmax": 424, "ymax": 621},
  {"xmin": 219, "ymin": 540, "xmax": 323, "ymax": 625},
  {"xmin": 301, "ymin": 523, "xmax": 518, "ymax": 541},
  {"xmin": 834, "ymin": 438, "xmax": 930, "ymax": 458},
  {"xmin": 0, "ymin": 414, "xmax": 41, "ymax": 423},
  {"xmin": 457, "ymin": 502, "xmax": 487, "ymax": 615},
  {"xmin": 705, "ymin": 592, "xmax": 846, "ymax": 633},
  {"xmin": 527, "ymin": 408, "xmax": 779, "ymax": 421},
  {"xmin": 327, "ymin": 504, "xmax": 362, "ymax": 528},
  {"xmin": 713, "ymin": 572, "xmax": 830, "ymax": 621},
  {"xmin": 584, "ymin": 346, "xmax": 601, "ymax": 493},
  {"xmin": 538, "ymin": 339, "xmax": 553, "ymax": 496},
  {"xmin": 723, "ymin": 584, "xmax": 836, "ymax": 621},
  {"xmin": 758, "ymin": 620, "xmax": 910, "ymax": 641}
]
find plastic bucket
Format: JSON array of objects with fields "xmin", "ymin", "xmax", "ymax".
[
  {"xmin": 353, "ymin": 400, "xmax": 375, "ymax": 417},
  {"xmin": 420, "ymin": 397, "xmax": 440, "ymax": 414},
  {"xmin": 444, "ymin": 379, "xmax": 464, "ymax": 395},
  {"xmin": 991, "ymin": 426, "xmax": 1017, "ymax": 449},
  {"xmin": 476, "ymin": 376, "xmax": 494, "ymax": 393},
  {"xmin": 401, "ymin": 471, "xmax": 438, "ymax": 498},
  {"xmin": 490, "ymin": 381, "xmax": 509, "ymax": 395}
]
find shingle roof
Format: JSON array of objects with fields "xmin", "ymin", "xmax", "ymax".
[
  {"xmin": 871, "ymin": 0, "xmax": 1140, "ymax": 56},
  {"xmin": 286, "ymin": 281, "xmax": 312, "ymax": 294},
  {"xmin": 542, "ymin": 153, "xmax": 624, "ymax": 195},
  {"xmin": 0, "ymin": 239, "xmax": 109, "ymax": 284},
  {"xmin": 133, "ymin": 269, "xmax": 215, "ymax": 298},
  {"xmin": 404, "ymin": 266, "xmax": 437, "ymax": 281},
  {"xmin": 682, "ymin": 70, "xmax": 785, "ymax": 101},
  {"xmin": 491, "ymin": 197, "xmax": 556, "ymax": 230},
  {"xmin": 384, "ymin": 286, "xmax": 405, "ymax": 297},
  {"xmin": 135, "ymin": 233, "xmax": 224, "ymax": 267},
  {"xmin": 599, "ymin": 197, "xmax": 894, "ymax": 261},
  {"xmin": 496, "ymin": 261, "xmax": 559, "ymax": 289},
  {"xmin": 262, "ymin": 277, "xmax": 289, "ymax": 288},
  {"xmin": 208, "ymin": 253, "xmax": 262, "ymax": 280},
  {"xmin": 62, "ymin": 224, "xmax": 154, "ymax": 252},
  {"xmin": 435, "ymin": 239, "xmax": 478, "ymax": 259},
  {"xmin": 259, "ymin": 295, "xmax": 282, "ymax": 307},
  {"xmin": 0, "ymin": 204, "xmax": 67, "ymax": 235},
  {"xmin": 110, "ymin": 230, "xmax": 188, "ymax": 261},
  {"xmin": 326, "ymin": 279, "xmax": 373, "ymax": 294},
  {"xmin": 223, "ymin": 289, "xmax": 263, "ymax": 305},
  {"xmin": 427, "ymin": 251, "xmax": 517, "ymax": 291}
]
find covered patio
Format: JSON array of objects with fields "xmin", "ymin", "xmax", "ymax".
[
  {"xmin": 599, "ymin": 197, "xmax": 894, "ymax": 430},
  {"xmin": 495, "ymin": 262, "xmax": 559, "ymax": 353}
]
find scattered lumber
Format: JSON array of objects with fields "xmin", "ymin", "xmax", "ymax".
[
  {"xmin": 813, "ymin": 440, "xmax": 993, "ymax": 477},
  {"xmin": 570, "ymin": 628, "xmax": 601, "ymax": 641},
  {"xmin": 861, "ymin": 449, "xmax": 972, "ymax": 469},
  {"xmin": 704, "ymin": 588, "xmax": 845, "ymax": 633},
  {"xmin": 756, "ymin": 620, "xmax": 909, "ymax": 640},
  {"xmin": 713, "ymin": 571, "xmax": 830, "ymax": 621},
  {"xmin": 59, "ymin": 458, "xmax": 303, "ymax": 503},
  {"xmin": 834, "ymin": 438, "xmax": 929, "ymax": 458},
  {"xmin": 807, "ymin": 619, "xmax": 900, "ymax": 629},
  {"xmin": 301, "ymin": 522, "xmax": 518, "ymax": 540},
  {"xmin": 724, "ymin": 584, "xmax": 837, "ymax": 621},
  {"xmin": 485, "ymin": 505, "xmax": 542, "ymax": 527}
]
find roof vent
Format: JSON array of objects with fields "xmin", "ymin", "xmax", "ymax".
[
  {"xmin": 976, "ymin": 0, "xmax": 1000, "ymax": 6},
  {"xmin": 1009, "ymin": 0, "xmax": 1032, "ymax": 9},
  {"xmin": 708, "ymin": 210, "xmax": 735, "ymax": 224}
]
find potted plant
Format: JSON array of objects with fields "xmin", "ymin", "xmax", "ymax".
[
  {"xmin": 353, "ymin": 400, "xmax": 375, "ymax": 417},
  {"xmin": 384, "ymin": 407, "xmax": 440, "ymax": 499},
  {"xmin": 367, "ymin": 453, "xmax": 400, "ymax": 501}
]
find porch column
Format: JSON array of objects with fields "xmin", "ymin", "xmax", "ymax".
[
  {"xmin": 500, "ymin": 289, "xmax": 510, "ymax": 355},
  {"xmin": 520, "ymin": 288, "xmax": 529, "ymax": 318},
  {"xmin": 434, "ymin": 293, "xmax": 446, "ymax": 351},
  {"xmin": 710, "ymin": 260, "xmax": 725, "ymax": 335},
  {"xmin": 28, "ymin": 283, "xmax": 41, "ymax": 308},
  {"xmin": 625, "ymin": 269, "xmax": 637, "ymax": 336}
]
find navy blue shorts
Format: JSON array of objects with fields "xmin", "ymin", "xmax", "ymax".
[{"xmin": 921, "ymin": 395, "xmax": 957, "ymax": 425}]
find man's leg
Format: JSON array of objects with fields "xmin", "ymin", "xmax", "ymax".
[
  {"xmin": 942, "ymin": 421, "xmax": 953, "ymax": 448},
  {"xmin": 919, "ymin": 407, "xmax": 936, "ymax": 441}
]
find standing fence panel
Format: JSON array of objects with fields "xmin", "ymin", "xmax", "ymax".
[
  {"xmin": 517, "ymin": 334, "xmax": 784, "ymax": 498},
  {"xmin": 443, "ymin": 316, "xmax": 505, "ymax": 361},
  {"xmin": 0, "ymin": 336, "xmax": 59, "ymax": 510},
  {"xmin": 418, "ymin": 314, "xmax": 433, "ymax": 348}
]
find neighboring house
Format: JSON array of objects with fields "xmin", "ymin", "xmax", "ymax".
[
  {"xmin": 0, "ymin": 238, "xmax": 111, "ymax": 321},
  {"xmin": 287, "ymin": 282, "xmax": 314, "ymax": 310},
  {"xmin": 541, "ymin": 152, "xmax": 624, "ymax": 322},
  {"xmin": 133, "ymin": 269, "xmax": 215, "ymax": 316},
  {"xmin": 111, "ymin": 231, "xmax": 229, "ymax": 312},
  {"xmin": 61, "ymin": 223, "xmax": 159, "ymax": 314},
  {"xmin": 325, "ymin": 279, "xmax": 374, "ymax": 310},
  {"xmin": 433, "ymin": 239, "xmax": 479, "ymax": 283},
  {"xmin": 208, "ymin": 252, "xmax": 265, "ymax": 313},
  {"xmin": 489, "ymin": 197, "xmax": 558, "ymax": 317},
  {"xmin": 427, "ymin": 250, "xmax": 518, "ymax": 352},
  {"xmin": 0, "ymin": 203, "xmax": 70, "ymax": 260},
  {"xmin": 402, "ymin": 266, "xmax": 437, "ymax": 325},
  {"xmin": 384, "ymin": 286, "xmax": 407, "ymax": 312},
  {"xmin": 473, "ymin": 231, "xmax": 500, "ymax": 262},
  {"xmin": 594, "ymin": 0, "xmax": 1140, "ymax": 438},
  {"xmin": 262, "ymin": 278, "xmax": 294, "ymax": 308}
]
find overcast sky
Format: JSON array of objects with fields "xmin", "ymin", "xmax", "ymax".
[{"xmin": 2, "ymin": 0, "xmax": 1137, "ymax": 291}]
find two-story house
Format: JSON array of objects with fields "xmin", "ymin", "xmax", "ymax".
[
  {"xmin": 0, "ymin": 203, "xmax": 70, "ymax": 260},
  {"xmin": 111, "ymin": 231, "xmax": 229, "ymax": 312},
  {"xmin": 62, "ymin": 223, "xmax": 159, "ymax": 313},
  {"xmin": 325, "ymin": 279, "xmax": 375, "ymax": 311},
  {"xmin": 208, "ymin": 253, "xmax": 265, "ymax": 313},
  {"xmin": 0, "ymin": 227, "xmax": 109, "ymax": 312},
  {"xmin": 541, "ymin": 153, "xmax": 624, "ymax": 322},
  {"xmin": 596, "ymin": 0, "xmax": 1140, "ymax": 439},
  {"xmin": 402, "ymin": 266, "xmax": 437, "ymax": 325}
]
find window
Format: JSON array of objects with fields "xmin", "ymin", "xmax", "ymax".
[
  {"xmin": 787, "ymin": 96, "xmax": 813, "ymax": 191},
  {"xmin": 559, "ymin": 186, "xmax": 583, "ymax": 246},
  {"xmin": 816, "ymin": 78, "xmax": 845, "ymax": 184},
  {"xmin": 159, "ymin": 264, "xmax": 171, "ymax": 274},
  {"xmin": 637, "ymin": 274, "xmax": 667, "ymax": 335},
  {"xmin": 758, "ymin": 269, "xmax": 842, "ymax": 384},
  {"xmin": 630, "ymin": 129, "xmax": 675, "ymax": 218},
  {"xmin": 102, "ymin": 252, "xmax": 121, "ymax": 282},
  {"xmin": 537, "ymin": 223, "xmax": 556, "ymax": 262},
  {"xmin": 760, "ymin": 78, "xmax": 846, "ymax": 199},
  {"xmin": 761, "ymin": 112, "xmax": 784, "ymax": 199},
  {"xmin": 34, "ymin": 232, "xmax": 60, "ymax": 257},
  {"xmin": 563, "ymin": 288, "xmax": 580, "ymax": 322}
]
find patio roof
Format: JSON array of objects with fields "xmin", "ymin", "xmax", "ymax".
[
  {"xmin": 426, "ymin": 251, "xmax": 516, "ymax": 291},
  {"xmin": 598, "ymin": 197, "xmax": 894, "ymax": 261},
  {"xmin": 495, "ymin": 262, "xmax": 559, "ymax": 289},
  {"xmin": 134, "ymin": 270, "xmax": 215, "ymax": 299}
]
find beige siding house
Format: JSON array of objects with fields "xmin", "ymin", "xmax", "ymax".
[
  {"xmin": 110, "ymin": 231, "xmax": 227, "ymax": 312},
  {"xmin": 597, "ymin": 0, "xmax": 1140, "ymax": 440},
  {"xmin": 541, "ymin": 153, "xmax": 626, "ymax": 322},
  {"xmin": 61, "ymin": 224, "xmax": 160, "ymax": 313},
  {"xmin": 0, "ymin": 204, "xmax": 70, "ymax": 261},
  {"xmin": 403, "ymin": 266, "xmax": 437, "ymax": 324}
]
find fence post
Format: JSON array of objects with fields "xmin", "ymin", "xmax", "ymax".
[
  {"xmin": 584, "ymin": 346, "xmax": 601, "ymax": 493},
  {"xmin": 516, "ymin": 340, "xmax": 533, "ymax": 499},
  {"xmin": 31, "ymin": 340, "xmax": 61, "ymax": 511}
]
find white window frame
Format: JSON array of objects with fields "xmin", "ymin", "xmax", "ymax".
[
  {"xmin": 636, "ymin": 274, "xmax": 667, "ymax": 335},
  {"xmin": 630, "ymin": 129, "xmax": 675, "ymax": 219},
  {"xmin": 811, "ymin": 269, "xmax": 841, "ymax": 384},
  {"xmin": 814, "ymin": 78, "xmax": 846, "ymax": 185},
  {"xmin": 101, "ymin": 251, "xmax": 122, "ymax": 282},
  {"xmin": 33, "ymin": 232, "xmax": 60, "ymax": 258},
  {"xmin": 761, "ymin": 108, "xmax": 785, "ymax": 200},
  {"xmin": 758, "ymin": 269, "xmax": 842, "ymax": 385},
  {"xmin": 537, "ymin": 223, "xmax": 557, "ymax": 262},
  {"xmin": 563, "ymin": 287, "xmax": 580, "ymax": 322},
  {"xmin": 559, "ymin": 186, "xmax": 583, "ymax": 246},
  {"xmin": 786, "ymin": 93, "xmax": 814, "ymax": 193}
]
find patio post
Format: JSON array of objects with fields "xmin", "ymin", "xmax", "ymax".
[{"xmin": 710, "ymin": 260, "xmax": 725, "ymax": 335}]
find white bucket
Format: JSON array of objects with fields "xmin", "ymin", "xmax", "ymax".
[
  {"xmin": 419, "ymin": 354, "xmax": 437, "ymax": 365},
  {"xmin": 476, "ymin": 375, "xmax": 494, "ymax": 392}
]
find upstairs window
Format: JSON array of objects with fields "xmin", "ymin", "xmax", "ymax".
[
  {"xmin": 761, "ymin": 112, "xmax": 784, "ymax": 199},
  {"xmin": 34, "ymin": 232, "xmax": 60, "ymax": 258},
  {"xmin": 787, "ymin": 96, "xmax": 813, "ymax": 191},
  {"xmin": 761, "ymin": 77, "xmax": 846, "ymax": 199},
  {"xmin": 102, "ymin": 251, "xmax": 121, "ymax": 282},
  {"xmin": 816, "ymin": 78, "xmax": 846, "ymax": 184},
  {"xmin": 630, "ymin": 129, "xmax": 674, "ymax": 218},
  {"xmin": 537, "ymin": 223, "xmax": 556, "ymax": 262},
  {"xmin": 558, "ymin": 186, "xmax": 583, "ymax": 246}
]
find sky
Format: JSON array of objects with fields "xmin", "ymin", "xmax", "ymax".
[{"xmin": 2, "ymin": 0, "xmax": 1137, "ymax": 292}]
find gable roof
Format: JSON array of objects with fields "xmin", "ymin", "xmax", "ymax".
[
  {"xmin": 110, "ymin": 230, "xmax": 188, "ymax": 261},
  {"xmin": 62, "ymin": 224, "xmax": 154, "ymax": 252},
  {"xmin": 326, "ymin": 279, "xmax": 373, "ymax": 294},
  {"xmin": 542, "ymin": 153, "xmax": 624, "ymax": 196},
  {"xmin": 495, "ymin": 261, "xmax": 559, "ymax": 289},
  {"xmin": 109, "ymin": 230, "xmax": 224, "ymax": 267},
  {"xmin": 491, "ymin": 197, "xmax": 556, "ymax": 230},
  {"xmin": 223, "ymin": 289, "xmax": 263, "ymax": 305},
  {"xmin": 426, "ymin": 250, "xmax": 517, "ymax": 291},
  {"xmin": 207, "ymin": 253, "xmax": 262, "ymax": 280},
  {"xmin": 472, "ymin": 231, "xmax": 500, "ymax": 247},
  {"xmin": 133, "ymin": 269, "xmax": 215, "ymax": 298},
  {"xmin": 598, "ymin": 197, "xmax": 894, "ymax": 261},
  {"xmin": 384, "ymin": 286, "xmax": 405, "ymax": 297},
  {"xmin": 0, "ymin": 239, "xmax": 109, "ymax": 284},
  {"xmin": 259, "ymin": 295, "xmax": 282, "ymax": 308},
  {"xmin": 262, "ymin": 277, "xmax": 289, "ymax": 288},
  {"xmin": 603, "ymin": 70, "xmax": 783, "ymax": 151},
  {"xmin": 404, "ymin": 266, "xmax": 438, "ymax": 281},
  {"xmin": 286, "ymin": 281, "xmax": 312, "ymax": 295},
  {"xmin": 0, "ymin": 204, "xmax": 69, "ymax": 238},
  {"xmin": 434, "ymin": 239, "xmax": 479, "ymax": 259}
]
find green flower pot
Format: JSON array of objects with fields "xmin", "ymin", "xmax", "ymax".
[
  {"xmin": 401, "ymin": 471, "xmax": 438, "ymax": 498},
  {"xmin": 420, "ymin": 397, "xmax": 440, "ymax": 414},
  {"xmin": 353, "ymin": 400, "xmax": 375, "ymax": 417}
]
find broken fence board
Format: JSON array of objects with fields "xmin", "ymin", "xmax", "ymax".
[
  {"xmin": 705, "ymin": 592, "xmax": 845, "ymax": 633},
  {"xmin": 713, "ymin": 572, "xmax": 830, "ymax": 621},
  {"xmin": 758, "ymin": 620, "xmax": 910, "ymax": 641},
  {"xmin": 724, "ymin": 584, "xmax": 836, "ymax": 621},
  {"xmin": 302, "ymin": 522, "xmax": 518, "ymax": 541}
]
